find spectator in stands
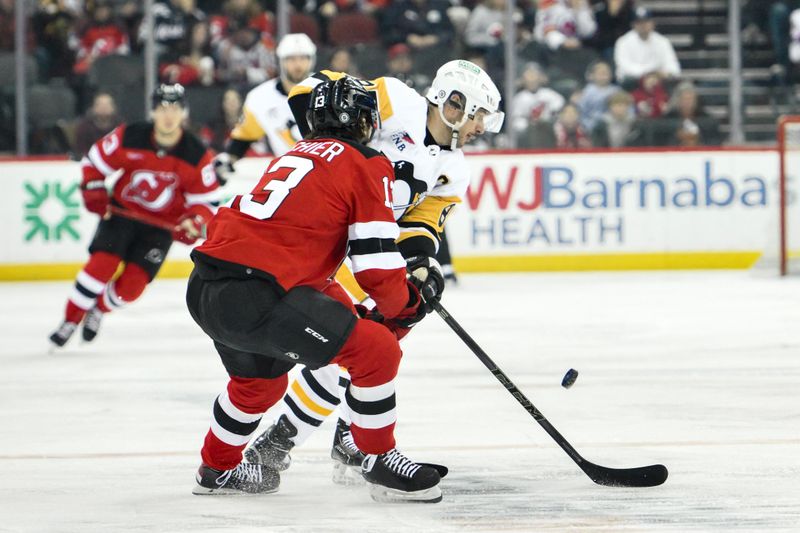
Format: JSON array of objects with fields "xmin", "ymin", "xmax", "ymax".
[
  {"xmin": 554, "ymin": 102, "xmax": 592, "ymax": 148},
  {"xmin": 788, "ymin": 7, "xmax": 800, "ymax": 71},
  {"xmin": 199, "ymin": 88, "xmax": 242, "ymax": 151},
  {"xmin": 147, "ymin": 0, "xmax": 206, "ymax": 57},
  {"xmin": 578, "ymin": 59, "xmax": 619, "ymax": 131},
  {"xmin": 328, "ymin": 46, "xmax": 361, "ymax": 77},
  {"xmin": 591, "ymin": 90, "xmax": 642, "ymax": 147},
  {"xmin": 589, "ymin": 0, "xmax": 634, "ymax": 61},
  {"xmin": 631, "ymin": 71, "xmax": 669, "ymax": 118},
  {"xmin": 533, "ymin": 0, "xmax": 597, "ymax": 51},
  {"xmin": 614, "ymin": 7, "xmax": 681, "ymax": 85},
  {"xmin": 160, "ymin": 20, "xmax": 216, "ymax": 86},
  {"xmin": 464, "ymin": 0, "xmax": 506, "ymax": 54},
  {"xmin": 72, "ymin": 0, "xmax": 130, "ymax": 75},
  {"xmin": 511, "ymin": 62, "xmax": 566, "ymax": 132},
  {"xmin": 32, "ymin": 1, "xmax": 78, "ymax": 79},
  {"xmin": 209, "ymin": 0, "xmax": 275, "ymax": 48},
  {"xmin": 74, "ymin": 91, "xmax": 121, "ymax": 155},
  {"xmin": 386, "ymin": 43, "xmax": 430, "ymax": 91},
  {"xmin": 215, "ymin": 18, "xmax": 277, "ymax": 90},
  {"xmin": 1, "ymin": 0, "xmax": 36, "ymax": 52},
  {"xmin": 663, "ymin": 81, "xmax": 721, "ymax": 147},
  {"xmin": 380, "ymin": 0, "xmax": 454, "ymax": 51}
]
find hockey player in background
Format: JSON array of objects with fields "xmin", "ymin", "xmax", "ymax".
[
  {"xmin": 213, "ymin": 32, "xmax": 316, "ymax": 183},
  {"xmin": 186, "ymin": 77, "xmax": 443, "ymax": 502},
  {"xmin": 243, "ymin": 60, "xmax": 504, "ymax": 484},
  {"xmin": 48, "ymin": 84, "xmax": 219, "ymax": 348}
]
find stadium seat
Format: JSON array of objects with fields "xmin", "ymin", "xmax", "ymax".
[
  {"xmin": 0, "ymin": 53, "xmax": 38, "ymax": 88},
  {"xmin": 328, "ymin": 13, "xmax": 379, "ymax": 46},
  {"xmin": 27, "ymin": 83, "xmax": 76, "ymax": 130},
  {"xmin": 185, "ymin": 86, "xmax": 227, "ymax": 133},
  {"xmin": 88, "ymin": 55, "xmax": 144, "ymax": 88},
  {"xmin": 290, "ymin": 13, "xmax": 321, "ymax": 44}
]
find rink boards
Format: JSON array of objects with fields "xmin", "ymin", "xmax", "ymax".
[{"xmin": 0, "ymin": 147, "xmax": 790, "ymax": 280}]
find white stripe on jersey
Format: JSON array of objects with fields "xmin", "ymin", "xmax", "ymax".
[
  {"xmin": 348, "ymin": 381, "xmax": 395, "ymax": 403},
  {"xmin": 348, "ymin": 221, "xmax": 400, "ymax": 241},
  {"xmin": 184, "ymin": 190, "xmax": 220, "ymax": 206},
  {"xmin": 76, "ymin": 270, "xmax": 107, "ymax": 294},
  {"xmin": 348, "ymin": 408, "xmax": 397, "ymax": 430},
  {"xmin": 217, "ymin": 390, "xmax": 263, "ymax": 424},
  {"xmin": 210, "ymin": 418, "xmax": 253, "ymax": 446},
  {"xmin": 350, "ymin": 252, "xmax": 405, "ymax": 273},
  {"xmin": 88, "ymin": 145, "xmax": 116, "ymax": 176},
  {"xmin": 68, "ymin": 286, "xmax": 97, "ymax": 310}
]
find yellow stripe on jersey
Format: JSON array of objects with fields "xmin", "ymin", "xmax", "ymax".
[
  {"xmin": 400, "ymin": 195, "xmax": 460, "ymax": 233},
  {"xmin": 334, "ymin": 264, "xmax": 369, "ymax": 303},
  {"xmin": 291, "ymin": 380, "xmax": 334, "ymax": 416},
  {"xmin": 288, "ymin": 71, "xmax": 394, "ymax": 122},
  {"xmin": 230, "ymin": 107, "xmax": 266, "ymax": 142},
  {"xmin": 279, "ymin": 127, "xmax": 297, "ymax": 149}
]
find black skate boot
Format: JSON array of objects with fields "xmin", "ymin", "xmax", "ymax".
[
  {"xmin": 192, "ymin": 462, "xmax": 280, "ymax": 495},
  {"xmin": 331, "ymin": 418, "xmax": 366, "ymax": 486},
  {"xmin": 82, "ymin": 307, "xmax": 103, "ymax": 342},
  {"xmin": 49, "ymin": 321, "xmax": 78, "ymax": 348},
  {"xmin": 243, "ymin": 414, "xmax": 296, "ymax": 471},
  {"xmin": 362, "ymin": 448, "xmax": 442, "ymax": 503}
]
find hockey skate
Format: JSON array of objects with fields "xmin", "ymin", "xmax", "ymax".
[
  {"xmin": 243, "ymin": 414, "xmax": 296, "ymax": 471},
  {"xmin": 331, "ymin": 418, "xmax": 366, "ymax": 486},
  {"xmin": 49, "ymin": 321, "xmax": 78, "ymax": 348},
  {"xmin": 192, "ymin": 462, "xmax": 280, "ymax": 495},
  {"xmin": 362, "ymin": 448, "xmax": 442, "ymax": 503},
  {"xmin": 82, "ymin": 307, "xmax": 103, "ymax": 342}
]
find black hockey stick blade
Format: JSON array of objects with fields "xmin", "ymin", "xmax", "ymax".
[
  {"xmin": 581, "ymin": 461, "xmax": 668, "ymax": 488},
  {"xmin": 430, "ymin": 299, "xmax": 668, "ymax": 488}
]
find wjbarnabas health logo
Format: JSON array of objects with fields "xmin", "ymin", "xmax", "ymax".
[{"xmin": 23, "ymin": 181, "xmax": 81, "ymax": 242}]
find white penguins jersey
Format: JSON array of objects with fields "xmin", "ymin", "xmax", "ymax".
[
  {"xmin": 289, "ymin": 70, "xmax": 469, "ymax": 256},
  {"xmin": 230, "ymin": 77, "xmax": 302, "ymax": 157}
]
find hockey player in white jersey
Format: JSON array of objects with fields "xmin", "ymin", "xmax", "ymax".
[
  {"xmin": 214, "ymin": 33, "xmax": 316, "ymax": 182},
  {"xmin": 243, "ymin": 60, "xmax": 504, "ymax": 492}
]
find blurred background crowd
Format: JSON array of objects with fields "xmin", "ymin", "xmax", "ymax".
[{"xmin": 0, "ymin": 0, "xmax": 796, "ymax": 155}]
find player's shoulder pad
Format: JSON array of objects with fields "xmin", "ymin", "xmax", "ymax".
[
  {"xmin": 172, "ymin": 131, "xmax": 209, "ymax": 167},
  {"xmin": 339, "ymin": 137, "xmax": 383, "ymax": 160},
  {"xmin": 121, "ymin": 122, "xmax": 154, "ymax": 149}
]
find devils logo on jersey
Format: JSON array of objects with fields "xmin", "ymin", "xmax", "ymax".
[{"xmin": 122, "ymin": 170, "xmax": 179, "ymax": 210}]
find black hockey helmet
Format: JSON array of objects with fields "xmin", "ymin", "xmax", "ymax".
[
  {"xmin": 306, "ymin": 76, "xmax": 379, "ymax": 144},
  {"xmin": 151, "ymin": 83, "xmax": 186, "ymax": 109}
]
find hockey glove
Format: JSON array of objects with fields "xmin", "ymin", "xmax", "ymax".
[
  {"xmin": 81, "ymin": 180, "xmax": 109, "ymax": 216},
  {"xmin": 212, "ymin": 152, "xmax": 235, "ymax": 186},
  {"xmin": 173, "ymin": 212, "xmax": 206, "ymax": 245},
  {"xmin": 405, "ymin": 255, "xmax": 445, "ymax": 312},
  {"xmin": 391, "ymin": 281, "xmax": 426, "ymax": 329}
]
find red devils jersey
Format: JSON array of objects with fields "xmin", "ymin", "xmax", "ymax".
[
  {"xmin": 81, "ymin": 122, "xmax": 219, "ymax": 224},
  {"xmin": 197, "ymin": 137, "xmax": 411, "ymax": 319}
]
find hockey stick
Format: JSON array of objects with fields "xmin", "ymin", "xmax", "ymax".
[
  {"xmin": 107, "ymin": 206, "xmax": 177, "ymax": 232},
  {"xmin": 431, "ymin": 300, "xmax": 668, "ymax": 488}
]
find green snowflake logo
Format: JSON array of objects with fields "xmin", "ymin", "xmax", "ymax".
[{"xmin": 24, "ymin": 181, "xmax": 81, "ymax": 242}]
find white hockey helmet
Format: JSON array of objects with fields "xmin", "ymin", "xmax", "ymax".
[
  {"xmin": 276, "ymin": 33, "xmax": 317, "ymax": 69},
  {"xmin": 426, "ymin": 60, "xmax": 504, "ymax": 138}
]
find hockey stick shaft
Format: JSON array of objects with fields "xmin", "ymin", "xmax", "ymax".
[
  {"xmin": 108, "ymin": 206, "xmax": 177, "ymax": 232},
  {"xmin": 431, "ymin": 299, "xmax": 668, "ymax": 487}
]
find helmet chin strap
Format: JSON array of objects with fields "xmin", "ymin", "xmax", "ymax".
[{"xmin": 437, "ymin": 102, "xmax": 469, "ymax": 150}]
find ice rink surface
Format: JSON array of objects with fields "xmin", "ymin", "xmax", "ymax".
[{"xmin": 2, "ymin": 271, "xmax": 799, "ymax": 532}]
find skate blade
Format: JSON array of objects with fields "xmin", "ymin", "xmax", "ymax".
[
  {"xmin": 192, "ymin": 484, "xmax": 279, "ymax": 496},
  {"xmin": 332, "ymin": 461, "xmax": 365, "ymax": 486},
  {"xmin": 367, "ymin": 483, "xmax": 442, "ymax": 504}
]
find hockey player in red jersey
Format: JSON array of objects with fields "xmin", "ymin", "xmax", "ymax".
[
  {"xmin": 48, "ymin": 84, "xmax": 219, "ymax": 348},
  {"xmin": 186, "ymin": 76, "xmax": 443, "ymax": 502}
]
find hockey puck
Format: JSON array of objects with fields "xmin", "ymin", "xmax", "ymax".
[{"xmin": 561, "ymin": 368, "xmax": 579, "ymax": 389}]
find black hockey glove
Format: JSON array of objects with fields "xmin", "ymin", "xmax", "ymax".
[
  {"xmin": 212, "ymin": 153, "xmax": 235, "ymax": 186},
  {"xmin": 405, "ymin": 255, "xmax": 445, "ymax": 313}
]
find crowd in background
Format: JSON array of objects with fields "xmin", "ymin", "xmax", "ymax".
[{"xmin": 2, "ymin": 0, "xmax": 798, "ymax": 155}]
